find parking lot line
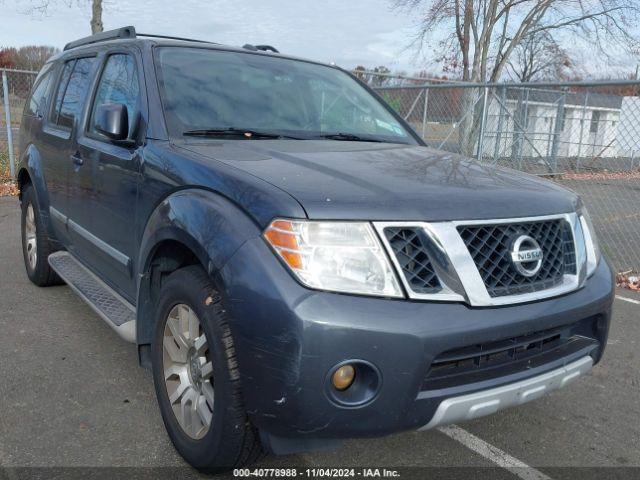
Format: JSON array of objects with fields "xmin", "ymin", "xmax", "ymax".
[
  {"xmin": 438, "ymin": 425, "xmax": 552, "ymax": 480},
  {"xmin": 615, "ymin": 295, "xmax": 640, "ymax": 305}
]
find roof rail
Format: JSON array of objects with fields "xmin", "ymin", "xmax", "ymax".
[
  {"xmin": 64, "ymin": 26, "xmax": 136, "ymax": 51},
  {"xmin": 136, "ymin": 33, "xmax": 218, "ymax": 45},
  {"xmin": 243, "ymin": 44, "xmax": 279, "ymax": 53},
  {"xmin": 64, "ymin": 27, "xmax": 270, "ymax": 53}
]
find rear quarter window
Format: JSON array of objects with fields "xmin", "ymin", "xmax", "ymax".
[{"xmin": 25, "ymin": 63, "xmax": 54, "ymax": 117}]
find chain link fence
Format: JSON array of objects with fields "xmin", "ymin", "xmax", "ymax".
[
  {"xmin": 0, "ymin": 68, "xmax": 37, "ymax": 183},
  {"xmin": 368, "ymin": 73, "xmax": 640, "ymax": 273},
  {"xmin": 1, "ymin": 67, "xmax": 639, "ymax": 272}
]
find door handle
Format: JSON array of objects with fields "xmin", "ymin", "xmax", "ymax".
[{"xmin": 71, "ymin": 154, "xmax": 84, "ymax": 166}]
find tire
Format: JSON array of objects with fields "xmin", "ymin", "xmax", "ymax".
[
  {"xmin": 151, "ymin": 266, "xmax": 264, "ymax": 472},
  {"xmin": 20, "ymin": 184, "xmax": 61, "ymax": 287}
]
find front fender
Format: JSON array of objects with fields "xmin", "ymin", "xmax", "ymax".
[{"xmin": 136, "ymin": 188, "xmax": 263, "ymax": 345}]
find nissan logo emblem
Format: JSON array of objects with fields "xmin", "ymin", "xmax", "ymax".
[{"xmin": 510, "ymin": 235, "xmax": 543, "ymax": 277}]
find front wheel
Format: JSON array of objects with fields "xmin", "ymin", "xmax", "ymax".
[{"xmin": 151, "ymin": 266, "xmax": 264, "ymax": 472}]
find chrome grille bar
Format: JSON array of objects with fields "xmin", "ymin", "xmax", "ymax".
[{"xmin": 374, "ymin": 212, "xmax": 587, "ymax": 307}]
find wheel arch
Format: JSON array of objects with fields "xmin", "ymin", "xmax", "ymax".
[
  {"xmin": 135, "ymin": 188, "xmax": 263, "ymax": 359},
  {"xmin": 16, "ymin": 146, "xmax": 61, "ymax": 245},
  {"xmin": 16, "ymin": 146, "xmax": 50, "ymax": 210},
  {"xmin": 16, "ymin": 167, "xmax": 32, "ymax": 194}
]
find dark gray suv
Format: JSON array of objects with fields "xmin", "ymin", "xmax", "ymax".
[{"xmin": 16, "ymin": 26, "xmax": 614, "ymax": 472}]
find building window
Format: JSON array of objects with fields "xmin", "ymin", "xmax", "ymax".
[{"xmin": 590, "ymin": 111, "xmax": 601, "ymax": 133}]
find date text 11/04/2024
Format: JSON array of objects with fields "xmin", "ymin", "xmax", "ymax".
[{"xmin": 233, "ymin": 468, "xmax": 401, "ymax": 477}]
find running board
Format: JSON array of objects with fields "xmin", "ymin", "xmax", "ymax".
[{"xmin": 48, "ymin": 251, "xmax": 136, "ymax": 343}]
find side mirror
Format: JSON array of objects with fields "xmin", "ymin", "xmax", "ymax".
[{"xmin": 94, "ymin": 103, "xmax": 129, "ymax": 141}]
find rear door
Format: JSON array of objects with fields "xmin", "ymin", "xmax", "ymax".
[
  {"xmin": 73, "ymin": 49, "xmax": 144, "ymax": 301},
  {"xmin": 21, "ymin": 62, "xmax": 56, "ymax": 208},
  {"xmin": 41, "ymin": 56, "xmax": 97, "ymax": 245}
]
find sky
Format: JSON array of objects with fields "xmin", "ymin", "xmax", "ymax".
[
  {"xmin": 1, "ymin": 0, "xmax": 636, "ymax": 78},
  {"xmin": 0, "ymin": 0, "xmax": 422, "ymax": 71}
]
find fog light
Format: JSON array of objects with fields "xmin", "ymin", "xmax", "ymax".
[
  {"xmin": 332, "ymin": 364, "xmax": 355, "ymax": 391},
  {"xmin": 325, "ymin": 360, "xmax": 381, "ymax": 407}
]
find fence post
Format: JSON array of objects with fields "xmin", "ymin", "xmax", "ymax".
[
  {"xmin": 510, "ymin": 89, "xmax": 523, "ymax": 167},
  {"xmin": 2, "ymin": 70, "xmax": 16, "ymax": 179},
  {"xmin": 576, "ymin": 91, "xmax": 589, "ymax": 171},
  {"xmin": 493, "ymin": 86, "xmax": 506, "ymax": 164},
  {"xmin": 421, "ymin": 87, "xmax": 429, "ymax": 140},
  {"xmin": 476, "ymin": 87, "xmax": 489, "ymax": 161},
  {"xmin": 549, "ymin": 88, "xmax": 567, "ymax": 173}
]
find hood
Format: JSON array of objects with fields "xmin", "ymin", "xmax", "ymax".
[{"xmin": 178, "ymin": 140, "xmax": 579, "ymax": 222}]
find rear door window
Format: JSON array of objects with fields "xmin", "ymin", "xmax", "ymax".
[
  {"xmin": 51, "ymin": 57, "xmax": 96, "ymax": 129},
  {"xmin": 51, "ymin": 60, "xmax": 74, "ymax": 124}
]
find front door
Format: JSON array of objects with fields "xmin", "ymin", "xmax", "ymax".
[{"xmin": 73, "ymin": 51, "xmax": 144, "ymax": 302}]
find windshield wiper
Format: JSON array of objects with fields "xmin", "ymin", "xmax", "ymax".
[
  {"xmin": 314, "ymin": 132, "xmax": 387, "ymax": 143},
  {"xmin": 183, "ymin": 128, "xmax": 303, "ymax": 140}
]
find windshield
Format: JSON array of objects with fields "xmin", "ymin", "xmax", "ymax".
[{"xmin": 155, "ymin": 47, "xmax": 414, "ymax": 143}]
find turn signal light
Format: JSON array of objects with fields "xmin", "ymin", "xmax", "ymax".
[{"xmin": 264, "ymin": 220, "xmax": 303, "ymax": 269}]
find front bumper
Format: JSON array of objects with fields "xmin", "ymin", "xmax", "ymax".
[
  {"xmin": 419, "ymin": 356, "xmax": 593, "ymax": 430},
  {"xmin": 218, "ymin": 237, "xmax": 614, "ymax": 447}
]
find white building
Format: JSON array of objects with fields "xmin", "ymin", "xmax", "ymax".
[
  {"xmin": 483, "ymin": 89, "xmax": 627, "ymax": 160},
  {"xmin": 616, "ymin": 96, "xmax": 640, "ymax": 158}
]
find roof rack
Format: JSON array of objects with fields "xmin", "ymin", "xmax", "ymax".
[
  {"xmin": 63, "ymin": 26, "xmax": 218, "ymax": 51},
  {"xmin": 64, "ymin": 26, "xmax": 275, "ymax": 53},
  {"xmin": 243, "ymin": 44, "xmax": 280, "ymax": 53},
  {"xmin": 64, "ymin": 26, "xmax": 136, "ymax": 51},
  {"xmin": 136, "ymin": 33, "xmax": 218, "ymax": 45}
]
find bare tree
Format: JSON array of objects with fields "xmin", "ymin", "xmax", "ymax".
[
  {"xmin": 370, "ymin": 66, "xmax": 392, "ymax": 86},
  {"xmin": 351, "ymin": 65, "xmax": 396, "ymax": 86},
  {"xmin": 394, "ymin": 0, "xmax": 640, "ymax": 154},
  {"xmin": 26, "ymin": 0, "xmax": 104, "ymax": 34},
  {"xmin": 507, "ymin": 31, "xmax": 573, "ymax": 82},
  {"xmin": 353, "ymin": 65, "xmax": 368, "ymax": 81},
  {"xmin": 90, "ymin": 0, "xmax": 103, "ymax": 33},
  {"xmin": 396, "ymin": 0, "xmax": 638, "ymax": 82}
]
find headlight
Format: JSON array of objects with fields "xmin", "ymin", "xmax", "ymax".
[
  {"xmin": 264, "ymin": 219, "xmax": 403, "ymax": 298},
  {"xmin": 579, "ymin": 208, "xmax": 600, "ymax": 277}
]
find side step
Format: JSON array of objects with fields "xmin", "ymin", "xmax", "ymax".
[{"xmin": 48, "ymin": 251, "xmax": 136, "ymax": 343}]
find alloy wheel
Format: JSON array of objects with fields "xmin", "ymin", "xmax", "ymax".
[
  {"xmin": 163, "ymin": 304, "xmax": 214, "ymax": 439},
  {"xmin": 24, "ymin": 203, "xmax": 37, "ymax": 270}
]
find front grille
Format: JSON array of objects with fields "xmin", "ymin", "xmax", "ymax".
[
  {"xmin": 384, "ymin": 227, "xmax": 441, "ymax": 294},
  {"xmin": 422, "ymin": 326, "xmax": 599, "ymax": 390},
  {"xmin": 458, "ymin": 219, "xmax": 576, "ymax": 297}
]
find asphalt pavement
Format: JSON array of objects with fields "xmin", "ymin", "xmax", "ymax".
[{"xmin": 0, "ymin": 196, "xmax": 638, "ymax": 479}]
